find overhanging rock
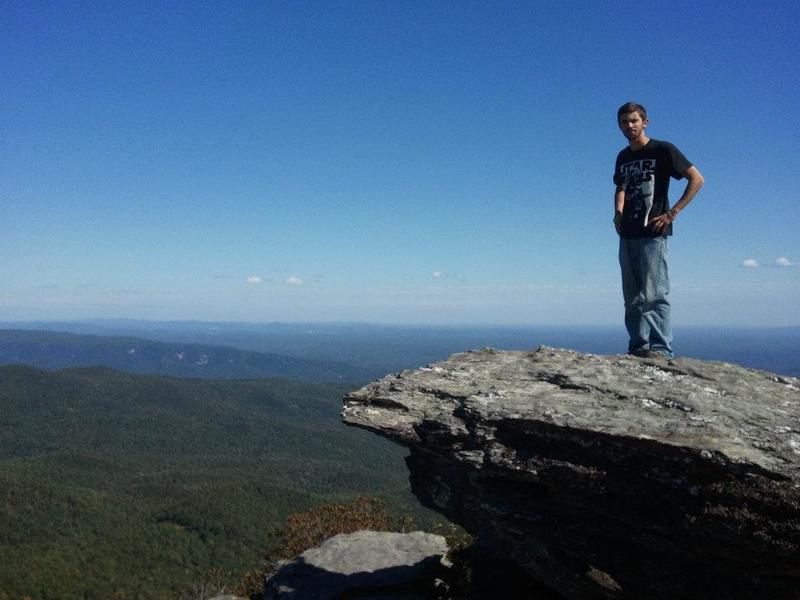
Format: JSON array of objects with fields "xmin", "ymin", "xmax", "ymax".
[{"xmin": 342, "ymin": 346, "xmax": 800, "ymax": 600}]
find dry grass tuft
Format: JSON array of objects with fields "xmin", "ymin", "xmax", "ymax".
[{"xmin": 276, "ymin": 496, "xmax": 392, "ymax": 559}]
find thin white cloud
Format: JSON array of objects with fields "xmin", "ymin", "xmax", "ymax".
[
  {"xmin": 246, "ymin": 276, "xmax": 264, "ymax": 285},
  {"xmin": 286, "ymin": 276, "xmax": 303, "ymax": 286},
  {"xmin": 741, "ymin": 259, "xmax": 760, "ymax": 269},
  {"xmin": 432, "ymin": 271, "xmax": 445, "ymax": 279},
  {"xmin": 775, "ymin": 256, "xmax": 796, "ymax": 267}
]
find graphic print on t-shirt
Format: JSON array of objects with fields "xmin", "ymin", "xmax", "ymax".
[{"xmin": 619, "ymin": 159, "xmax": 656, "ymax": 227}]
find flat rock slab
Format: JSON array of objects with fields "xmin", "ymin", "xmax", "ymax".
[
  {"xmin": 343, "ymin": 347, "xmax": 800, "ymax": 599},
  {"xmin": 264, "ymin": 530, "xmax": 448, "ymax": 600},
  {"xmin": 344, "ymin": 346, "xmax": 800, "ymax": 478}
]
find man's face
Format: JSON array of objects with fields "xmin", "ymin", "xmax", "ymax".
[{"xmin": 618, "ymin": 111, "xmax": 648, "ymax": 141}]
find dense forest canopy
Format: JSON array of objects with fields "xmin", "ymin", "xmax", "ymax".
[{"xmin": 0, "ymin": 365, "xmax": 420, "ymax": 599}]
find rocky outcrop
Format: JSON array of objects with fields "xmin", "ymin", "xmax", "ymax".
[
  {"xmin": 342, "ymin": 347, "xmax": 800, "ymax": 600},
  {"xmin": 264, "ymin": 530, "xmax": 448, "ymax": 599}
]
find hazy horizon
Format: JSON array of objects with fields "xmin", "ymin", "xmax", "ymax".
[
  {"xmin": 1, "ymin": 318, "xmax": 798, "ymax": 379},
  {"xmin": 2, "ymin": 316, "xmax": 799, "ymax": 330}
]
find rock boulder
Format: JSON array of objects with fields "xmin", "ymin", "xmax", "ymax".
[{"xmin": 264, "ymin": 530, "xmax": 448, "ymax": 599}]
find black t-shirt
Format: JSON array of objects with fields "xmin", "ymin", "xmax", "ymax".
[{"xmin": 613, "ymin": 139, "xmax": 692, "ymax": 238}]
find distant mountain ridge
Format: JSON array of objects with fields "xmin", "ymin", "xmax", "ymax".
[
  {"xmin": 0, "ymin": 329, "xmax": 374, "ymax": 383},
  {"xmin": 3, "ymin": 320, "xmax": 798, "ymax": 378}
]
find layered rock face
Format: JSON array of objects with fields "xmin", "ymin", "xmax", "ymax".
[{"xmin": 343, "ymin": 347, "xmax": 800, "ymax": 600}]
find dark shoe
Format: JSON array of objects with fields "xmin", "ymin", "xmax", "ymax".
[
  {"xmin": 647, "ymin": 348, "xmax": 674, "ymax": 358},
  {"xmin": 629, "ymin": 348, "xmax": 667, "ymax": 359}
]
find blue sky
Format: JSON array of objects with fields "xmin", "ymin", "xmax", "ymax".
[{"xmin": 2, "ymin": 0, "xmax": 798, "ymax": 325}]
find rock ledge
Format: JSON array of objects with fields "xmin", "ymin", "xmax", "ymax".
[{"xmin": 343, "ymin": 347, "xmax": 800, "ymax": 599}]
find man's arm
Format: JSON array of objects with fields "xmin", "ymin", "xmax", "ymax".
[
  {"xmin": 614, "ymin": 184, "xmax": 625, "ymax": 235},
  {"xmin": 649, "ymin": 166, "xmax": 704, "ymax": 234}
]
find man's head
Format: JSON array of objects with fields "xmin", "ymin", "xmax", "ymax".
[
  {"xmin": 617, "ymin": 102, "xmax": 649, "ymax": 144},
  {"xmin": 617, "ymin": 102, "xmax": 647, "ymax": 122}
]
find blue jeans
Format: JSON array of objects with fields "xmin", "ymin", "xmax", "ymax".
[{"xmin": 619, "ymin": 236, "xmax": 673, "ymax": 357}]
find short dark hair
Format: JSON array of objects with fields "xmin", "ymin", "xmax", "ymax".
[{"xmin": 617, "ymin": 102, "xmax": 647, "ymax": 121}]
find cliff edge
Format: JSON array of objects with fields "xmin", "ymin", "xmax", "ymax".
[{"xmin": 343, "ymin": 346, "xmax": 800, "ymax": 599}]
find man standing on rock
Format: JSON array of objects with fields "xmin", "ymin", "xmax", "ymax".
[{"xmin": 613, "ymin": 102, "xmax": 704, "ymax": 358}]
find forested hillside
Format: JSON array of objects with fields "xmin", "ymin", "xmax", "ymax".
[{"xmin": 0, "ymin": 365, "xmax": 416, "ymax": 599}]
